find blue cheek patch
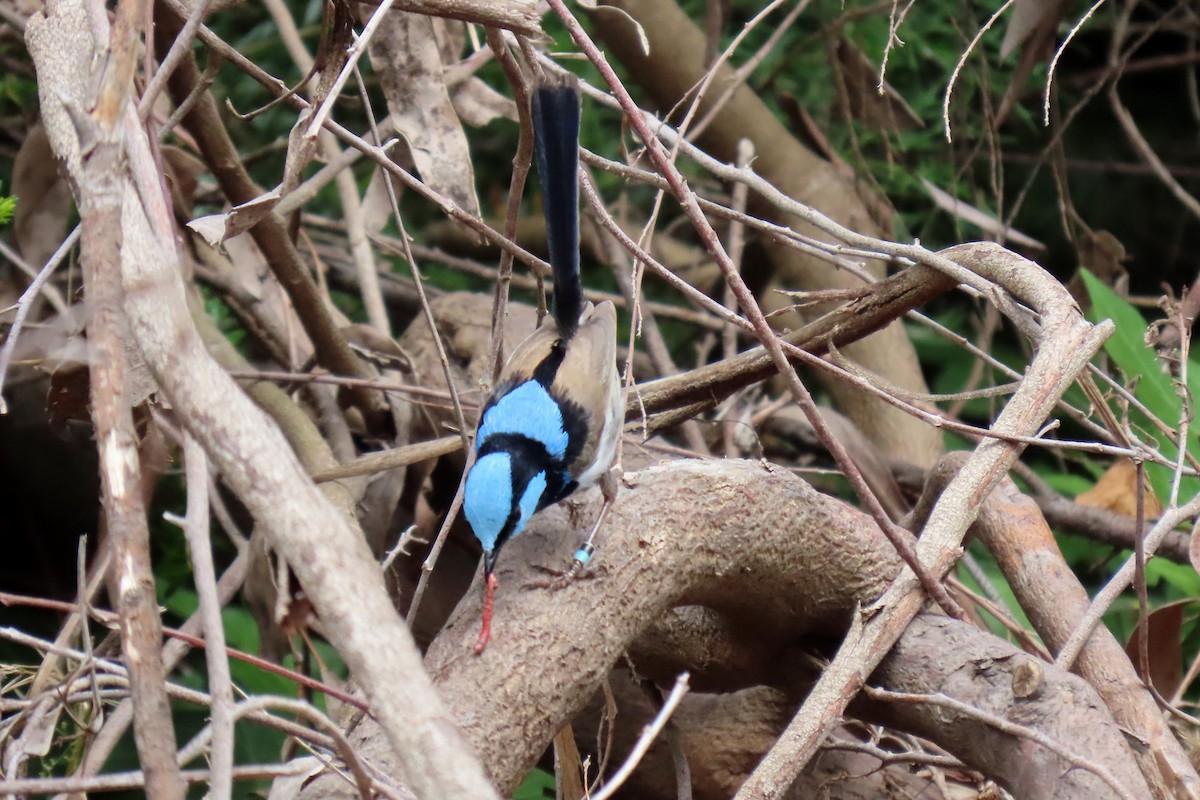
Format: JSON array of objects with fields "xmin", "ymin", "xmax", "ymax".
[
  {"xmin": 463, "ymin": 453, "xmax": 514, "ymax": 553},
  {"xmin": 516, "ymin": 471, "xmax": 547, "ymax": 532},
  {"xmin": 478, "ymin": 381, "xmax": 569, "ymax": 460}
]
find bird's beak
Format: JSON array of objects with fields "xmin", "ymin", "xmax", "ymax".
[{"xmin": 483, "ymin": 549, "xmax": 498, "ymax": 575}]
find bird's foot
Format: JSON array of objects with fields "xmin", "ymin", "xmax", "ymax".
[{"xmin": 527, "ymin": 544, "xmax": 598, "ymax": 590}]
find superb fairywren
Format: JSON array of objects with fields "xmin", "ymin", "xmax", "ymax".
[{"xmin": 465, "ymin": 74, "xmax": 622, "ymax": 654}]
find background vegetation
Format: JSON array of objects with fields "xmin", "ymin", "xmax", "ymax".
[{"xmin": 3, "ymin": 0, "xmax": 1200, "ymax": 798}]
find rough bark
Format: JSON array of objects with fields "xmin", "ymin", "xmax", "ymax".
[
  {"xmin": 297, "ymin": 460, "xmax": 1148, "ymax": 798},
  {"xmin": 26, "ymin": 1, "xmax": 497, "ymax": 796}
]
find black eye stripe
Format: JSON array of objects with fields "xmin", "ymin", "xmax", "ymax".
[{"xmin": 479, "ymin": 434, "xmax": 572, "ymax": 556}]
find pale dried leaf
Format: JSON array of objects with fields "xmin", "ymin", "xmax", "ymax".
[
  {"xmin": 366, "ymin": 10, "xmax": 482, "ymax": 219},
  {"xmin": 362, "ymin": 166, "xmax": 394, "ymax": 236},
  {"xmin": 590, "ymin": 4, "xmax": 650, "ymax": 55},
  {"xmin": 1001, "ymin": 0, "xmax": 1069, "ymax": 59},
  {"xmin": 431, "ymin": 17, "xmax": 465, "ymax": 64},
  {"xmin": 451, "ymin": 77, "xmax": 518, "ymax": 127},
  {"xmin": 186, "ymin": 191, "xmax": 282, "ymax": 246},
  {"xmin": 33, "ymin": 304, "xmax": 156, "ymax": 424},
  {"xmin": 224, "ymin": 233, "xmax": 316, "ymax": 361},
  {"xmin": 13, "ymin": 302, "xmax": 86, "ymax": 367},
  {"xmin": 13, "ymin": 121, "xmax": 73, "ymax": 269},
  {"xmin": 1076, "ymin": 459, "xmax": 1164, "ymax": 519},
  {"xmin": 282, "ymin": 109, "xmax": 320, "ymax": 196},
  {"xmin": 186, "ymin": 214, "xmax": 228, "ymax": 247},
  {"xmin": 921, "ymin": 178, "xmax": 1045, "ymax": 252}
]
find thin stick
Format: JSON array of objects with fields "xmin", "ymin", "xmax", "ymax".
[
  {"xmin": 0, "ymin": 764, "xmax": 321, "ymax": 795},
  {"xmin": 1043, "ymin": 0, "xmax": 1109, "ymax": 126},
  {"xmin": 1056, "ymin": 495, "xmax": 1200, "ymax": 670},
  {"xmin": 863, "ymin": 686, "xmax": 1137, "ymax": 800},
  {"xmin": 303, "ymin": 0, "xmax": 395, "ymax": 139},
  {"xmin": 942, "ymin": 0, "xmax": 1014, "ymax": 142},
  {"xmin": 0, "ymin": 238, "xmax": 70, "ymax": 314},
  {"xmin": 538, "ymin": 16, "xmax": 965, "ymax": 617},
  {"xmin": 722, "ymin": 138, "xmax": 753, "ymax": 456},
  {"xmin": 0, "ymin": 226, "xmax": 78, "ymax": 414},
  {"xmin": 591, "ymin": 673, "xmax": 690, "ymax": 800},
  {"xmin": 483, "ymin": 28, "xmax": 534, "ymax": 386},
  {"xmin": 178, "ymin": 435, "xmax": 234, "ymax": 800},
  {"xmin": 138, "ymin": 0, "xmax": 215, "ymax": 119},
  {"xmin": 0, "ymin": 592, "xmax": 369, "ymax": 711}
]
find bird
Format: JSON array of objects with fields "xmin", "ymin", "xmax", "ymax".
[{"xmin": 464, "ymin": 74, "xmax": 622, "ymax": 655}]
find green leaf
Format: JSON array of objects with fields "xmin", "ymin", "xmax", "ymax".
[
  {"xmin": 514, "ymin": 768, "xmax": 555, "ymax": 800},
  {"xmin": 1080, "ymin": 270, "xmax": 1199, "ymax": 504},
  {"xmin": 1145, "ymin": 559, "xmax": 1200, "ymax": 599}
]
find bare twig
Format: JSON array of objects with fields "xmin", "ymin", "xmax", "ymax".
[
  {"xmin": 1057, "ymin": 498, "xmax": 1200, "ymax": 670},
  {"xmin": 1110, "ymin": 85, "xmax": 1200, "ymax": 222},
  {"xmin": 483, "ymin": 28, "xmax": 534, "ymax": 386},
  {"xmin": 177, "ymin": 436, "xmax": 233, "ymax": 800},
  {"xmin": 76, "ymin": 0, "xmax": 184, "ymax": 793},
  {"xmin": 591, "ymin": 673, "xmax": 690, "ymax": 800},
  {"xmin": 0, "ymin": 237, "xmax": 70, "ymax": 314},
  {"xmin": 863, "ymin": 686, "xmax": 1137, "ymax": 800},
  {"xmin": 1042, "ymin": 0, "xmax": 1108, "ymax": 126},
  {"xmin": 942, "ymin": 0, "xmax": 1014, "ymax": 141},
  {"xmin": 0, "ymin": 226, "xmax": 78, "ymax": 414}
]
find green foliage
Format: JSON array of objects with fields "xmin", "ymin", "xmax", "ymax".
[
  {"xmin": 514, "ymin": 767, "xmax": 556, "ymax": 799},
  {"xmin": 0, "ymin": 184, "xmax": 16, "ymax": 226},
  {"xmin": 1080, "ymin": 269, "xmax": 1200, "ymax": 505}
]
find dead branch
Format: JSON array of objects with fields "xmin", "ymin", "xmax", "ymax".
[
  {"xmin": 291, "ymin": 459, "xmax": 1150, "ymax": 799},
  {"xmin": 25, "ymin": 0, "xmax": 497, "ymax": 795},
  {"xmin": 592, "ymin": 0, "xmax": 944, "ymax": 469},
  {"xmin": 68, "ymin": 0, "xmax": 183, "ymax": 792},
  {"xmin": 913, "ymin": 454, "xmax": 1200, "ymax": 797},
  {"xmin": 151, "ymin": 5, "xmax": 390, "ymax": 431}
]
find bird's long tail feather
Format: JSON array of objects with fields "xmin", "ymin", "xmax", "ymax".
[{"xmin": 532, "ymin": 76, "xmax": 583, "ymax": 339}]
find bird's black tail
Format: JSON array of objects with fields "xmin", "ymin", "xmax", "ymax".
[{"xmin": 531, "ymin": 75, "xmax": 583, "ymax": 340}]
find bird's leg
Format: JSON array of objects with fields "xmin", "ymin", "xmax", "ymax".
[{"xmin": 531, "ymin": 467, "xmax": 621, "ymax": 590}]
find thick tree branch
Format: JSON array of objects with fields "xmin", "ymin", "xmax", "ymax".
[
  {"xmin": 68, "ymin": 0, "xmax": 183, "ymax": 793},
  {"xmin": 26, "ymin": 1, "xmax": 497, "ymax": 796},
  {"xmin": 296, "ymin": 460, "xmax": 1147, "ymax": 799}
]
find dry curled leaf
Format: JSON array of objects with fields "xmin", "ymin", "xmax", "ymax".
[
  {"xmin": 1076, "ymin": 459, "xmax": 1163, "ymax": 520},
  {"xmin": 451, "ymin": 77, "xmax": 518, "ymax": 127},
  {"xmin": 13, "ymin": 121, "xmax": 73, "ymax": 269},
  {"xmin": 366, "ymin": 9, "xmax": 482, "ymax": 221},
  {"xmin": 186, "ymin": 191, "xmax": 282, "ymax": 246},
  {"xmin": 831, "ymin": 38, "xmax": 922, "ymax": 133},
  {"xmin": 1124, "ymin": 600, "xmax": 1189, "ymax": 698}
]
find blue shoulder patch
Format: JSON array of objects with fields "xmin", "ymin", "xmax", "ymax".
[
  {"xmin": 463, "ymin": 452, "xmax": 513, "ymax": 553},
  {"xmin": 477, "ymin": 381, "xmax": 569, "ymax": 460}
]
